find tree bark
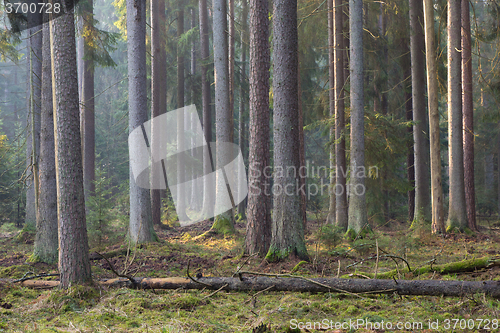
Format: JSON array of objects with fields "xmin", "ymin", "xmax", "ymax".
[
  {"xmin": 127, "ymin": 0, "xmax": 156, "ymax": 244},
  {"xmin": 347, "ymin": 0, "xmax": 368, "ymax": 236},
  {"xmin": 199, "ymin": 0, "xmax": 214, "ymax": 218},
  {"xmin": 245, "ymin": 0, "xmax": 271, "ymax": 255},
  {"xmin": 266, "ymin": 0, "xmax": 307, "ymax": 261},
  {"xmin": 229, "ymin": 0, "xmax": 235, "ymax": 139},
  {"xmin": 32, "ymin": 18, "xmax": 58, "ymax": 265},
  {"xmin": 423, "ymin": 0, "xmax": 444, "ymax": 233},
  {"xmin": 18, "ymin": 276, "xmax": 500, "ymax": 298},
  {"xmin": 176, "ymin": 3, "xmax": 190, "ymax": 222},
  {"xmin": 335, "ymin": 0, "xmax": 347, "ymax": 230},
  {"xmin": 447, "ymin": 0, "xmax": 467, "ymax": 231},
  {"xmin": 212, "ymin": 0, "xmax": 235, "ymax": 233},
  {"xmin": 410, "ymin": 0, "xmax": 431, "ymax": 223},
  {"xmin": 49, "ymin": 0, "xmax": 92, "ymax": 287},
  {"xmin": 81, "ymin": 0, "xmax": 95, "ymax": 201},
  {"xmin": 462, "ymin": 0, "xmax": 476, "ymax": 231},
  {"xmin": 237, "ymin": 0, "xmax": 248, "ymax": 219},
  {"xmin": 326, "ymin": 0, "xmax": 335, "ymax": 225},
  {"xmin": 25, "ymin": 12, "xmax": 43, "ymax": 229},
  {"xmin": 151, "ymin": 0, "xmax": 167, "ymax": 227},
  {"xmin": 402, "ymin": 39, "xmax": 415, "ymax": 223}
]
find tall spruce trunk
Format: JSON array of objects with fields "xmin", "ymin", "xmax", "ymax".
[
  {"xmin": 212, "ymin": 0, "xmax": 235, "ymax": 233},
  {"xmin": 199, "ymin": 0, "xmax": 214, "ymax": 218},
  {"xmin": 401, "ymin": 38, "xmax": 415, "ymax": 223},
  {"xmin": 50, "ymin": 0, "xmax": 92, "ymax": 287},
  {"xmin": 81, "ymin": 0, "xmax": 95, "ymax": 201},
  {"xmin": 326, "ymin": 0, "xmax": 335, "ymax": 225},
  {"xmin": 127, "ymin": 0, "xmax": 156, "ymax": 244},
  {"xmin": 409, "ymin": 0, "xmax": 430, "ymax": 223},
  {"xmin": 335, "ymin": 0, "xmax": 347, "ymax": 230},
  {"xmin": 150, "ymin": 0, "xmax": 167, "ymax": 227},
  {"xmin": 25, "ymin": 13, "xmax": 42, "ymax": 229},
  {"xmin": 229, "ymin": 0, "xmax": 235, "ymax": 139},
  {"xmin": 347, "ymin": 0, "xmax": 368, "ymax": 236},
  {"xmin": 237, "ymin": 0, "xmax": 248, "ymax": 219},
  {"xmin": 423, "ymin": 0, "xmax": 444, "ymax": 233},
  {"xmin": 32, "ymin": 19, "xmax": 58, "ymax": 264},
  {"xmin": 447, "ymin": 0, "xmax": 467, "ymax": 231},
  {"xmin": 176, "ymin": 4, "xmax": 190, "ymax": 222},
  {"xmin": 462, "ymin": 0, "xmax": 476, "ymax": 231},
  {"xmin": 245, "ymin": 0, "xmax": 271, "ymax": 255},
  {"xmin": 266, "ymin": 0, "xmax": 307, "ymax": 261}
]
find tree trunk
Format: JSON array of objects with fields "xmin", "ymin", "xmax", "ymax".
[
  {"xmin": 237, "ymin": 0, "xmax": 248, "ymax": 219},
  {"xmin": 462, "ymin": 0, "xmax": 476, "ymax": 231},
  {"xmin": 245, "ymin": 0, "xmax": 271, "ymax": 255},
  {"xmin": 229, "ymin": 0, "xmax": 235, "ymax": 139},
  {"xmin": 347, "ymin": 0, "xmax": 368, "ymax": 236},
  {"xmin": 50, "ymin": 0, "xmax": 92, "ymax": 287},
  {"xmin": 326, "ymin": 0, "xmax": 335, "ymax": 225},
  {"xmin": 150, "ymin": 0, "xmax": 167, "ymax": 227},
  {"xmin": 402, "ymin": 39, "xmax": 415, "ymax": 223},
  {"xmin": 410, "ymin": 0, "xmax": 431, "ymax": 223},
  {"xmin": 423, "ymin": 0, "xmax": 444, "ymax": 233},
  {"xmin": 176, "ymin": 4, "xmax": 190, "ymax": 222},
  {"xmin": 81, "ymin": 0, "xmax": 95, "ymax": 201},
  {"xmin": 212, "ymin": 0, "xmax": 235, "ymax": 233},
  {"xmin": 20, "ymin": 276, "xmax": 500, "ymax": 298},
  {"xmin": 266, "ymin": 0, "xmax": 307, "ymax": 261},
  {"xmin": 190, "ymin": 8, "xmax": 200, "ymax": 211},
  {"xmin": 32, "ymin": 18, "xmax": 57, "ymax": 265},
  {"xmin": 335, "ymin": 0, "xmax": 348, "ymax": 230},
  {"xmin": 127, "ymin": 0, "xmax": 156, "ymax": 244},
  {"xmin": 297, "ymin": 55, "xmax": 307, "ymax": 231},
  {"xmin": 199, "ymin": 0, "xmax": 214, "ymax": 218},
  {"xmin": 447, "ymin": 0, "xmax": 467, "ymax": 231},
  {"xmin": 25, "ymin": 13, "xmax": 43, "ymax": 230}
]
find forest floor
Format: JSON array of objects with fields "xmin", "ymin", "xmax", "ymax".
[{"xmin": 1, "ymin": 215, "xmax": 500, "ymax": 332}]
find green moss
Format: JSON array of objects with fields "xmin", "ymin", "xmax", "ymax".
[
  {"xmin": 212, "ymin": 214, "xmax": 235, "ymax": 235},
  {"xmin": 265, "ymin": 244, "xmax": 308, "ymax": 262},
  {"xmin": 344, "ymin": 228, "xmax": 357, "ymax": 240},
  {"xmin": 165, "ymin": 294, "xmax": 204, "ymax": 310},
  {"xmin": 0, "ymin": 264, "xmax": 31, "ymax": 279},
  {"xmin": 290, "ymin": 261, "xmax": 308, "ymax": 273},
  {"xmin": 340, "ymin": 256, "xmax": 497, "ymax": 279}
]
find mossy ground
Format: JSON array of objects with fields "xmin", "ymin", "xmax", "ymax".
[{"xmin": 1, "ymin": 216, "xmax": 500, "ymax": 332}]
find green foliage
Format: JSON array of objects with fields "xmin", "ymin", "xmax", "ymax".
[
  {"xmin": 315, "ymin": 224, "xmax": 343, "ymax": 251},
  {"xmin": 0, "ymin": 129, "xmax": 19, "ymax": 225},
  {"xmin": 0, "ymin": 28, "xmax": 20, "ymax": 62},
  {"xmin": 80, "ymin": 20, "xmax": 120, "ymax": 68},
  {"xmin": 161, "ymin": 191, "xmax": 179, "ymax": 227},
  {"xmin": 87, "ymin": 167, "xmax": 119, "ymax": 247}
]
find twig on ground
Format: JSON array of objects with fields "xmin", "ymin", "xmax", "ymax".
[
  {"xmin": 202, "ymin": 284, "xmax": 228, "ymax": 300},
  {"xmin": 13, "ymin": 273, "xmax": 59, "ymax": 283},
  {"xmin": 95, "ymin": 251, "xmax": 138, "ymax": 288},
  {"xmin": 186, "ymin": 259, "xmax": 212, "ymax": 287}
]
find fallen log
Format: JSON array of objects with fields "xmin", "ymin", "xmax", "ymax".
[
  {"xmin": 14, "ymin": 276, "xmax": 500, "ymax": 298},
  {"xmin": 343, "ymin": 256, "xmax": 500, "ymax": 279}
]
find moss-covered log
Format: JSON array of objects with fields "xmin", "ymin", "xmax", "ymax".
[
  {"xmin": 11, "ymin": 275, "xmax": 500, "ymax": 297},
  {"xmin": 344, "ymin": 256, "xmax": 500, "ymax": 279}
]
